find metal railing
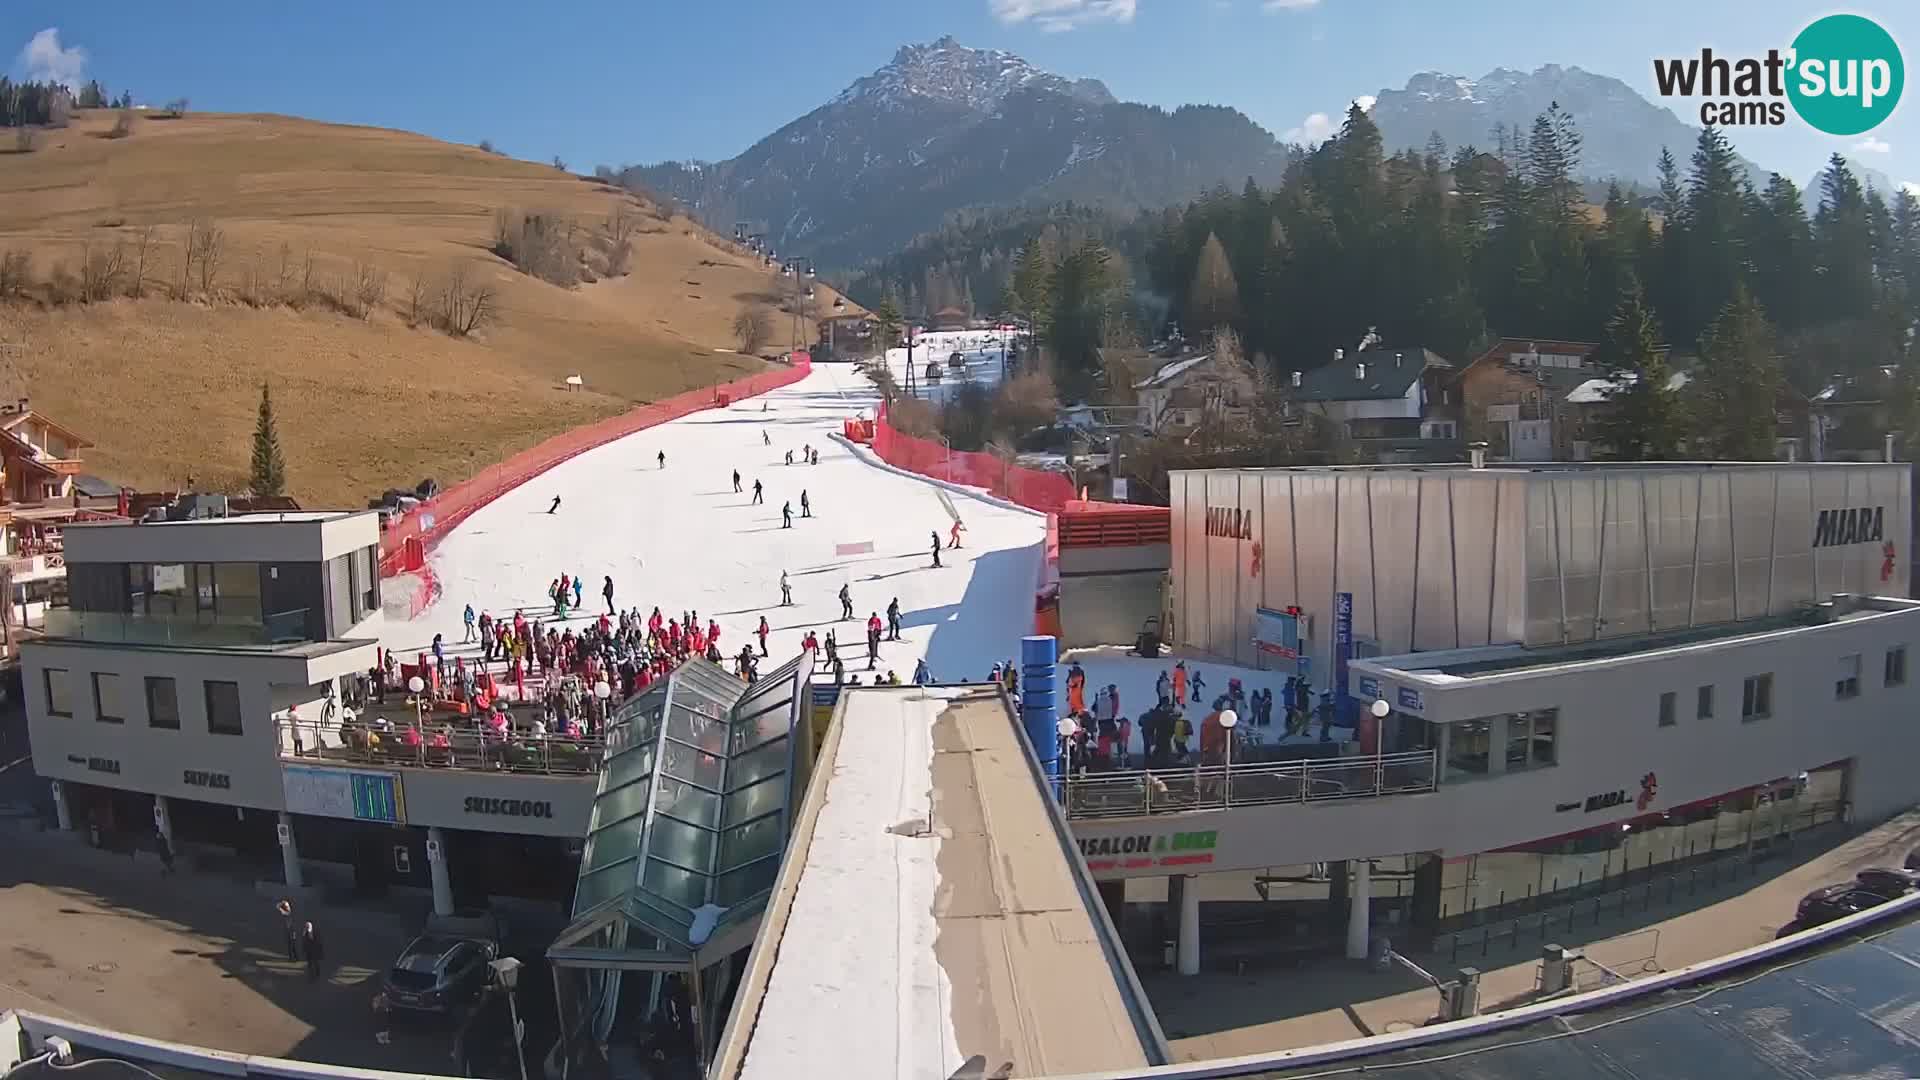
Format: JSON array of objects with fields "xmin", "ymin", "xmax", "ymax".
[
  {"xmin": 44, "ymin": 606, "xmax": 315, "ymax": 649},
  {"xmin": 276, "ymin": 717, "xmax": 612, "ymax": 775},
  {"xmin": 1061, "ymin": 749, "xmax": 1437, "ymax": 818}
]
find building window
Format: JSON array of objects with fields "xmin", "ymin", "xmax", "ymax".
[
  {"xmin": 204, "ymin": 680, "xmax": 243, "ymax": 736},
  {"xmin": 1503, "ymin": 709, "xmax": 1558, "ymax": 771},
  {"xmin": 1742, "ymin": 674, "xmax": 1773, "ymax": 721},
  {"xmin": 146, "ymin": 677, "xmax": 180, "ymax": 730},
  {"xmin": 1445, "ymin": 717, "xmax": 1492, "ymax": 779},
  {"xmin": 1886, "ymin": 647, "xmax": 1907, "ymax": 688},
  {"xmin": 91, "ymin": 672, "xmax": 125, "ymax": 724},
  {"xmin": 1836, "ymin": 654, "xmax": 1862, "ymax": 701},
  {"xmin": 1658, "ymin": 692, "xmax": 1676, "ymax": 728},
  {"xmin": 1697, "ymin": 685, "xmax": 1714, "ymax": 720},
  {"xmin": 43, "ymin": 668, "xmax": 71, "ymax": 717}
]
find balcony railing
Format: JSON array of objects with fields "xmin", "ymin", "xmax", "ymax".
[
  {"xmin": 1060, "ymin": 749, "xmax": 1437, "ymax": 819},
  {"xmin": 276, "ymin": 717, "xmax": 613, "ymax": 776},
  {"xmin": 42, "ymin": 607, "xmax": 314, "ymax": 649}
]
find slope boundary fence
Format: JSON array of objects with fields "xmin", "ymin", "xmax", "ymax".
[{"xmin": 379, "ymin": 357, "xmax": 812, "ymax": 579}]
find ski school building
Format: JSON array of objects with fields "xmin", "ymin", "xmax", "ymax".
[{"xmin": 1073, "ymin": 460, "xmax": 1920, "ymax": 948}]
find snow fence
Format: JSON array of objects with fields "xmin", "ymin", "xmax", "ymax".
[
  {"xmin": 869, "ymin": 401, "xmax": 1076, "ymax": 514},
  {"xmin": 379, "ymin": 356, "xmax": 814, "ymax": 585}
]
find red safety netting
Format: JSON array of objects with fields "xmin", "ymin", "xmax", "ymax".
[
  {"xmin": 379, "ymin": 357, "xmax": 812, "ymax": 576},
  {"xmin": 869, "ymin": 402, "xmax": 1076, "ymax": 516}
]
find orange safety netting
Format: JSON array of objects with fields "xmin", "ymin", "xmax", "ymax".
[
  {"xmin": 869, "ymin": 403, "xmax": 1076, "ymax": 516},
  {"xmin": 379, "ymin": 357, "xmax": 812, "ymax": 576}
]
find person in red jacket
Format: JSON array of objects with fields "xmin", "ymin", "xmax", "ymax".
[
  {"xmin": 757, "ymin": 616, "xmax": 771, "ymax": 657},
  {"xmin": 707, "ymin": 620, "xmax": 721, "ymax": 651}
]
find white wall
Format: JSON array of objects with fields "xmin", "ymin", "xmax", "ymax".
[
  {"xmin": 22, "ymin": 639, "xmax": 378, "ymax": 810},
  {"xmin": 1073, "ymin": 603, "xmax": 1920, "ymax": 879}
]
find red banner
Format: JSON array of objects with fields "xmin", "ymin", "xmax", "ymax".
[{"xmin": 379, "ymin": 358, "xmax": 812, "ymax": 576}]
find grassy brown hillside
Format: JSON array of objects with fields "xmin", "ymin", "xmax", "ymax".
[{"xmin": 0, "ymin": 109, "xmax": 855, "ymax": 506}]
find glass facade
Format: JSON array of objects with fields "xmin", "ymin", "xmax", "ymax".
[
  {"xmin": 1435, "ymin": 764, "xmax": 1848, "ymax": 929},
  {"xmin": 560, "ymin": 652, "xmax": 812, "ymax": 960}
]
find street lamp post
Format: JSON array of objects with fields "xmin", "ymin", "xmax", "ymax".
[
  {"xmin": 1218, "ymin": 709, "xmax": 1239, "ymax": 806},
  {"xmin": 488, "ymin": 957, "xmax": 530, "ymax": 1080},
  {"xmin": 1055, "ymin": 716, "xmax": 1079, "ymax": 805},
  {"xmin": 406, "ymin": 675, "xmax": 426, "ymax": 733},
  {"xmin": 1369, "ymin": 698, "xmax": 1391, "ymax": 794},
  {"xmin": 829, "ymin": 296, "xmax": 846, "ymax": 361}
]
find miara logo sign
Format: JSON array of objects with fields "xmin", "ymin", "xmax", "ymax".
[
  {"xmin": 1204, "ymin": 507, "xmax": 1254, "ymax": 540},
  {"xmin": 1813, "ymin": 505, "xmax": 1885, "ymax": 548},
  {"xmin": 1653, "ymin": 14, "xmax": 1903, "ymax": 135}
]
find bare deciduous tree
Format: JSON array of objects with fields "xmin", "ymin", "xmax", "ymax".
[
  {"xmin": 0, "ymin": 250, "xmax": 32, "ymax": 298},
  {"xmin": 299, "ymin": 249, "xmax": 317, "ymax": 306},
  {"xmin": 436, "ymin": 263, "xmax": 494, "ymax": 337},
  {"xmin": 177, "ymin": 220, "xmax": 203, "ymax": 299},
  {"xmin": 405, "ymin": 274, "xmax": 429, "ymax": 328},
  {"xmin": 732, "ymin": 307, "xmax": 772, "ymax": 353},
  {"xmin": 131, "ymin": 226, "xmax": 156, "ymax": 297},
  {"xmin": 237, "ymin": 258, "xmax": 269, "ymax": 306},
  {"xmin": 191, "ymin": 220, "xmax": 225, "ymax": 295},
  {"xmin": 353, "ymin": 261, "xmax": 387, "ymax": 318},
  {"xmin": 81, "ymin": 240, "xmax": 128, "ymax": 301},
  {"xmin": 274, "ymin": 243, "xmax": 298, "ymax": 299}
]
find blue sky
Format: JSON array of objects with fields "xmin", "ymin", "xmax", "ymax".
[{"xmin": 4, "ymin": 0, "xmax": 1916, "ymax": 194}]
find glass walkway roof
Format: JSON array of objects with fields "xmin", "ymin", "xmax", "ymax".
[{"xmin": 551, "ymin": 652, "xmax": 814, "ymax": 969}]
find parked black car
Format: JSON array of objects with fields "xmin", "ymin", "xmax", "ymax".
[
  {"xmin": 1793, "ymin": 883, "xmax": 1889, "ymax": 929},
  {"xmin": 1853, "ymin": 866, "xmax": 1920, "ymax": 900},
  {"xmin": 381, "ymin": 935, "xmax": 498, "ymax": 1015}
]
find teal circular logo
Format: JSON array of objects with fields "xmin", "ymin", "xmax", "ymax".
[{"xmin": 1787, "ymin": 14, "xmax": 1903, "ymax": 136}]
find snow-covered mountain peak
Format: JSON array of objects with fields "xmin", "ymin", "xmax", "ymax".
[{"xmin": 837, "ymin": 36, "xmax": 1115, "ymax": 114}]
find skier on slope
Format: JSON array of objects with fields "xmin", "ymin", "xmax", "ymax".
[
  {"xmin": 548, "ymin": 495, "xmax": 562, "ymax": 515},
  {"xmin": 657, "ymin": 451, "xmax": 667, "ymax": 469},
  {"xmin": 800, "ymin": 490, "xmax": 811, "ymax": 518},
  {"xmin": 886, "ymin": 597, "xmax": 901, "ymax": 641},
  {"xmin": 602, "ymin": 576, "xmax": 615, "ymax": 616},
  {"xmin": 782, "ymin": 501, "xmax": 793, "ymax": 528},
  {"xmin": 752, "ymin": 479, "xmax": 764, "ymax": 505},
  {"xmin": 930, "ymin": 530, "xmax": 943, "ymax": 568},
  {"xmin": 757, "ymin": 616, "xmax": 771, "ymax": 657},
  {"xmin": 780, "ymin": 571, "xmax": 793, "ymax": 606},
  {"xmin": 763, "ymin": 431, "xmax": 771, "ymax": 446},
  {"xmin": 733, "ymin": 470, "xmax": 742, "ymax": 494},
  {"xmin": 839, "ymin": 583, "xmax": 853, "ymax": 620},
  {"xmin": 785, "ymin": 449, "xmax": 794, "ymax": 465},
  {"xmin": 948, "ymin": 520, "xmax": 964, "ymax": 548}
]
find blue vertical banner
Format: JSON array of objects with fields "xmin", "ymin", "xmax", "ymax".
[{"xmin": 1333, "ymin": 591, "xmax": 1354, "ymax": 729}]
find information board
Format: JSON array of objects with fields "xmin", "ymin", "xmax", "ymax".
[{"xmin": 282, "ymin": 765, "xmax": 406, "ymax": 825}]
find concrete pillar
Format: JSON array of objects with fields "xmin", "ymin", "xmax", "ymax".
[
  {"xmin": 427, "ymin": 827, "xmax": 454, "ymax": 916},
  {"xmin": 277, "ymin": 811, "xmax": 304, "ymax": 889},
  {"xmin": 49, "ymin": 780, "xmax": 71, "ymax": 831},
  {"xmin": 152, "ymin": 795, "xmax": 174, "ymax": 847},
  {"xmin": 1346, "ymin": 859, "xmax": 1371, "ymax": 960},
  {"xmin": 1176, "ymin": 874, "xmax": 1201, "ymax": 976}
]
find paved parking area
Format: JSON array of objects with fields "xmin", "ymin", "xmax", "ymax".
[
  {"xmin": 0, "ymin": 825, "xmax": 460, "ymax": 1073},
  {"xmin": 1147, "ymin": 810, "xmax": 1920, "ymax": 1060}
]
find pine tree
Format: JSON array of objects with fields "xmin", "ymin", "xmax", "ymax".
[
  {"xmin": 1813, "ymin": 154, "xmax": 1873, "ymax": 321},
  {"xmin": 1592, "ymin": 277, "xmax": 1681, "ymax": 460},
  {"xmin": 1692, "ymin": 287, "xmax": 1783, "ymax": 460},
  {"xmin": 1678, "ymin": 125, "xmax": 1749, "ymax": 343},
  {"xmin": 250, "ymin": 382, "xmax": 287, "ymax": 496},
  {"xmin": 1747, "ymin": 174, "xmax": 1813, "ymax": 334}
]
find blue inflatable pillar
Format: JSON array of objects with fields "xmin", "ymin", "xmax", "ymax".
[{"xmin": 1020, "ymin": 635, "xmax": 1061, "ymax": 777}]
